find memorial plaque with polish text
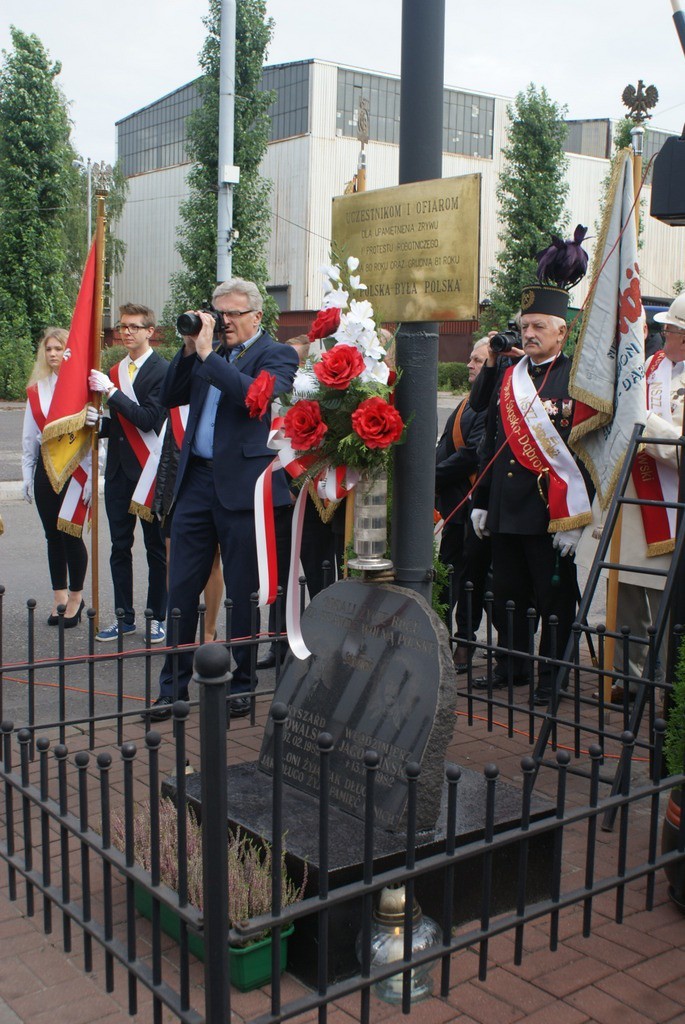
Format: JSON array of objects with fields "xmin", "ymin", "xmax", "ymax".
[
  {"xmin": 331, "ymin": 174, "xmax": 481, "ymax": 323},
  {"xmin": 258, "ymin": 580, "xmax": 457, "ymax": 832}
]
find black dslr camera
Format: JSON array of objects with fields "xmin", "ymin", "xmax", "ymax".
[
  {"xmin": 489, "ymin": 320, "xmax": 521, "ymax": 354},
  {"xmin": 176, "ymin": 304, "xmax": 224, "ymax": 337}
]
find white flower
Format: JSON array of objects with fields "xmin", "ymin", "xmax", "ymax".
[
  {"xmin": 348, "ymin": 275, "xmax": 367, "ymax": 291},
  {"xmin": 360, "ymin": 357, "xmax": 390, "ymax": 385},
  {"xmin": 291, "ymin": 367, "xmax": 319, "ymax": 398},
  {"xmin": 348, "ymin": 299, "xmax": 375, "ymax": 328},
  {"xmin": 322, "ymin": 286, "xmax": 349, "ymax": 310},
  {"xmin": 320, "ymin": 263, "xmax": 341, "ymax": 283},
  {"xmin": 347, "ymin": 256, "xmax": 360, "ymax": 272}
]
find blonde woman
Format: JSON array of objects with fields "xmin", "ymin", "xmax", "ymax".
[{"xmin": 22, "ymin": 328, "xmax": 90, "ymax": 626}]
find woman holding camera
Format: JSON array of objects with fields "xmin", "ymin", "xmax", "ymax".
[{"xmin": 22, "ymin": 327, "xmax": 90, "ymax": 626}]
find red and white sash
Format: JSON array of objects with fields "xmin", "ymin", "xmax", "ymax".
[
  {"xmin": 169, "ymin": 404, "xmax": 189, "ymax": 450},
  {"xmin": 630, "ymin": 350, "xmax": 677, "ymax": 556},
  {"xmin": 501, "ymin": 358, "xmax": 592, "ymax": 532},
  {"xmin": 110, "ymin": 361, "xmax": 165, "ymax": 522},
  {"xmin": 28, "ymin": 380, "xmax": 91, "ymax": 537}
]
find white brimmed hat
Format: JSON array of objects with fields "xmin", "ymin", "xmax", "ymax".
[{"xmin": 654, "ymin": 293, "xmax": 685, "ymax": 328}]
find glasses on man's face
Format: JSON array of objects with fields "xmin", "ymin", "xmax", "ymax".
[
  {"xmin": 115, "ymin": 323, "xmax": 149, "ymax": 334},
  {"xmin": 219, "ymin": 309, "xmax": 255, "ymax": 321},
  {"xmin": 661, "ymin": 326, "xmax": 685, "ymax": 339}
]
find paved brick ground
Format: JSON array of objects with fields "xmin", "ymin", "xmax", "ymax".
[{"xmin": 1, "ymin": 679, "xmax": 684, "ymax": 1023}]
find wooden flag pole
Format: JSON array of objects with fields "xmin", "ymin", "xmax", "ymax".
[
  {"xmin": 90, "ymin": 193, "xmax": 107, "ymax": 631},
  {"xmin": 602, "ymin": 140, "xmax": 643, "ymax": 699}
]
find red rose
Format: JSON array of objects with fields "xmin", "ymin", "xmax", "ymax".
[
  {"xmin": 308, "ymin": 306, "xmax": 341, "ymax": 342},
  {"xmin": 245, "ymin": 370, "xmax": 276, "ymax": 420},
  {"xmin": 284, "ymin": 399, "xmax": 328, "ymax": 450},
  {"xmin": 313, "ymin": 345, "xmax": 365, "ymax": 390},
  {"xmin": 351, "ymin": 396, "xmax": 404, "ymax": 449}
]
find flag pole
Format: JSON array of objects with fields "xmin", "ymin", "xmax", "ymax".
[{"xmin": 90, "ymin": 192, "xmax": 107, "ymax": 630}]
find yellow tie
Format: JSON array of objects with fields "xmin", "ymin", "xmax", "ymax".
[{"xmin": 128, "ymin": 362, "xmax": 137, "ymax": 382}]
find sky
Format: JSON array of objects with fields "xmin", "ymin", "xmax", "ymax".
[{"xmin": 1, "ymin": 0, "xmax": 684, "ymax": 166}]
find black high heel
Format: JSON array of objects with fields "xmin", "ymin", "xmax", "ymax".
[
  {"xmin": 47, "ymin": 612, "xmax": 60, "ymax": 626},
  {"xmin": 63, "ymin": 599, "xmax": 85, "ymax": 628}
]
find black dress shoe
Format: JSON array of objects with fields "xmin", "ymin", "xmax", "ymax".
[
  {"xmin": 141, "ymin": 694, "xmax": 188, "ymax": 722},
  {"xmin": 472, "ymin": 674, "xmax": 528, "ymax": 691},
  {"xmin": 227, "ymin": 695, "xmax": 251, "ymax": 719},
  {"xmin": 533, "ymin": 688, "xmax": 552, "ymax": 707}
]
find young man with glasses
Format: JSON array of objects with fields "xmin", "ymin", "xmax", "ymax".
[
  {"xmin": 88, "ymin": 303, "xmax": 168, "ymax": 643},
  {"xmin": 145, "ymin": 278, "xmax": 298, "ymax": 721}
]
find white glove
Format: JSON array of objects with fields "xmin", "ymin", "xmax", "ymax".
[
  {"xmin": 83, "ymin": 477, "xmax": 92, "ymax": 507},
  {"xmin": 470, "ymin": 507, "xmax": 490, "ymax": 540},
  {"xmin": 22, "ymin": 480, "xmax": 33, "ymax": 503},
  {"xmin": 84, "ymin": 404, "xmax": 100, "ymax": 426},
  {"xmin": 552, "ymin": 527, "xmax": 582, "ymax": 557},
  {"xmin": 89, "ymin": 369, "xmax": 112, "ymax": 394}
]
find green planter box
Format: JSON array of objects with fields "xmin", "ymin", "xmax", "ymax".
[{"xmin": 133, "ymin": 883, "xmax": 293, "ymax": 992}]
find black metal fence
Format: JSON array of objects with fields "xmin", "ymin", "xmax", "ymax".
[{"xmin": 1, "ymin": 578, "xmax": 685, "ymax": 1022}]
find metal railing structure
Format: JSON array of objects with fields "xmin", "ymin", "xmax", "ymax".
[
  {"xmin": 1, "ymin": 412, "xmax": 685, "ymax": 1023},
  {"xmin": 1, "ymin": 632, "xmax": 684, "ymax": 1024}
]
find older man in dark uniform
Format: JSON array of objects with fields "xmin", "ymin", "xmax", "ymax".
[{"xmin": 471, "ymin": 281, "xmax": 592, "ymax": 705}]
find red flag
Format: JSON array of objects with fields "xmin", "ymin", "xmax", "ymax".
[{"xmin": 42, "ymin": 242, "xmax": 97, "ymax": 492}]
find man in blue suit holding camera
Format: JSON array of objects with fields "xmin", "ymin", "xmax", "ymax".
[{"xmin": 147, "ymin": 278, "xmax": 298, "ymax": 720}]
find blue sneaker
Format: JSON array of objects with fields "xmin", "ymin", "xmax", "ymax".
[
  {"xmin": 148, "ymin": 620, "xmax": 166, "ymax": 645},
  {"xmin": 96, "ymin": 620, "xmax": 137, "ymax": 642}
]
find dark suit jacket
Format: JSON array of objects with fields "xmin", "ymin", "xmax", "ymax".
[
  {"xmin": 162, "ymin": 331, "xmax": 299, "ymax": 511},
  {"xmin": 435, "ymin": 399, "xmax": 486, "ymax": 524},
  {"xmin": 101, "ymin": 351, "xmax": 169, "ymax": 482},
  {"xmin": 474, "ymin": 354, "xmax": 592, "ymax": 535}
]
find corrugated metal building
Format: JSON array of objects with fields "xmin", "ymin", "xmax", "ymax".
[{"xmin": 111, "ymin": 59, "xmax": 684, "ymax": 358}]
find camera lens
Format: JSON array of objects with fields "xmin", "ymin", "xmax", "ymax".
[
  {"xmin": 490, "ymin": 331, "xmax": 512, "ymax": 354},
  {"xmin": 176, "ymin": 312, "xmax": 203, "ymax": 337}
]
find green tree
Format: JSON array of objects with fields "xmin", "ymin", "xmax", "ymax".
[
  {"xmin": 67, "ymin": 160, "xmax": 129, "ymax": 325},
  {"xmin": 481, "ymin": 84, "xmax": 570, "ymax": 331},
  {"xmin": 0, "ymin": 28, "xmax": 81, "ymax": 345},
  {"xmin": 164, "ymin": 0, "xmax": 277, "ymax": 329}
]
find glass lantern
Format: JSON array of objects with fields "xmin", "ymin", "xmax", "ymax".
[{"xmin": 356, "ymin": 883, "xmax": 440, "ymax": 1004}]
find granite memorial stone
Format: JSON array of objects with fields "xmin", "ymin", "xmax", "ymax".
[{"xmin": 259, "ymin": 579, "xmax": 457, "ymax": 831}]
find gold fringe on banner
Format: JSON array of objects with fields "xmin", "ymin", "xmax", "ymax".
[
  {"xmin": 57, "ymin": 518, "xmax": 84, "ymax": 539},
  {"xmin": 129, "ymin": 501, "xmax": 154, "ymax": 523},
  {"xmin": 568, "ymin": 151, "xmax": 630, "ymax": 440},
  {"xmin": 646, "ymin": 538, "xmax": 676, "ymax": 558},
  {"xmin": 41, "ymin": 406, "xmax": 92, "ymax": 495}
]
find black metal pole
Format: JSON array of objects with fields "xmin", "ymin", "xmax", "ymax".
[
  {"xmin": 392, "ymin": 0, "xmax": 446, "ymax": 602},
  {"xmin": 196, "ymin": 643, "xmax": 231, "ymax": 1022}
]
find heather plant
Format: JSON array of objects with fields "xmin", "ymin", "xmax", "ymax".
[{"xmin": 112, "ymin": 798, "xmax": 307, "ymax": 942}]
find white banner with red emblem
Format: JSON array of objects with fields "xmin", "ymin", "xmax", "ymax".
[{"xmin": 569, "ymin": 148, "xmax": 647, "ymax": 508}]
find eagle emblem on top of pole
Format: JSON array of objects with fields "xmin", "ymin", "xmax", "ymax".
[{"xmin": 621, "ymin": 80, "xmax": 659, "ymax": 123}]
